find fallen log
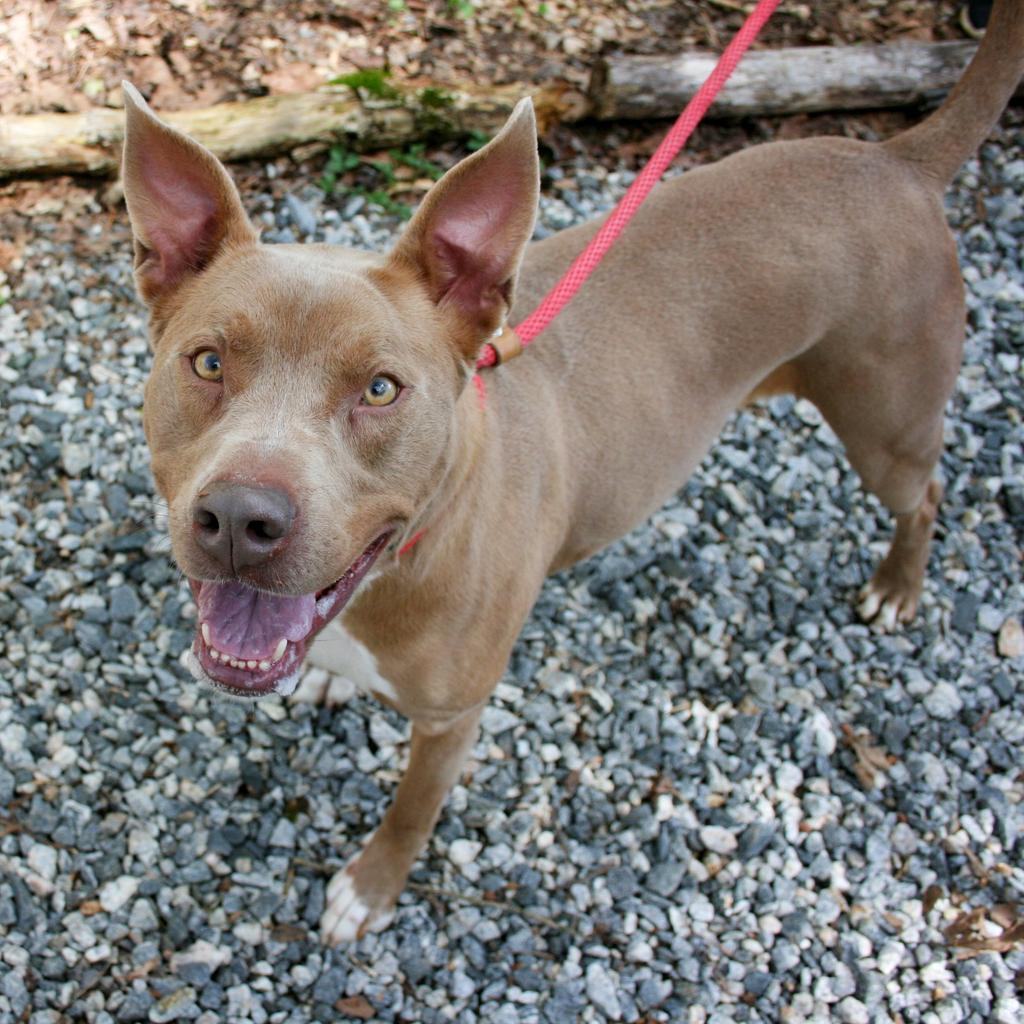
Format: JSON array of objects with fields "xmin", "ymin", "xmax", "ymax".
[
  {"xmin": 0, "ymin": 81, "xmax": 578, "ymax": 179},
  {"xmin": 590, "ymin": 40, "xmax": 991, "ymax": 119},
  {"xmin": 1, "ymin": 39, "xmax": 1017, "ymax": 180}
]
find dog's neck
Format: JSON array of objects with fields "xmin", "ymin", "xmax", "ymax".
[{"xmin": 399, "ymin": 367, "xmax": 492, "ymax": 571}]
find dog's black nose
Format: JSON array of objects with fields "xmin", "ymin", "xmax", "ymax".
[{"xmin": 192, "ymin": 483, "xmax": 295, "ymax": 572}]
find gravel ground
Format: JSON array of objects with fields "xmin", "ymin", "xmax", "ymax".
[{"xmin": 1, "ymin": 116, "xmax": 1022, "ymax": 1023}]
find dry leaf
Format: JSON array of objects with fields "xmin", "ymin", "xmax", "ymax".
[
  {"xmin": 841, "ymin": 723, "xmax": 894, "ymax": 789},
  {"xmin": 944, "ymin": 904, "xmax": 1024, "ymax": 957},
  {"xmin": 922, "ymin": 884, "xmax": 943, "ymax": 916},
  {"xmin": 124, "ymin": 957, "xmax": 160, "ymax": 981},
  {"xmin": 264, "ymin": 62, "xmax": 325, "ymax": 95},
  {"xmin": 335, "ymin": 995, "xmax": 376, "ymax": 1020},
  {"xmin": 0, "ymin": 241, "xmax": 20, "ymax": 271}
]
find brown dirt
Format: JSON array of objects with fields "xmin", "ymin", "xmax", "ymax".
[
  {"xmin": 2, "ymin": 1, "xmax": 966, "ymax": 117},
  {"xmin": 0, "ymin": 1, "xmax": 989, "ymax": 227}
]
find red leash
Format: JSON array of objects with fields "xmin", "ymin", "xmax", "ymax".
[
  {"xmin": 402, "ymin": 0, "xmax": 779, "ymax": 558},
  {"xmin": 476, "ymin": 0, "xmax": 781, "ymax": 371}
]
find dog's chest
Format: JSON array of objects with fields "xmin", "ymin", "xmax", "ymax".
[{"xmin": 306, "ymin": 620, "xmax": 399, "ymax": 703}]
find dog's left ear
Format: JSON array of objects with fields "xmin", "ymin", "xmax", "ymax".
[
  {"xmin": 388, "ymin": 98, "xmax": 539, "ymax": 358},
  {"xmin": 120, "ymin": 81, "xmax": 258, "ymax": 315}
]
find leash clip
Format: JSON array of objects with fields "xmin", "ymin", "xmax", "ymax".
[{"xmin": 489, "ymin": 324, "xmax": 524, "ymax": 365}]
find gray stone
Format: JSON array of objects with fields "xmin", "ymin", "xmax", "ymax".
[
  {"xmin": 312, "ymin": 967, "xmax": 346, "ymax": 1005},
  {"xmin": 646, "ymin": 860, "xmax": 686, "ymax": 897},
  {"xmin": 284, "ymin": 194, "xmax": 318, "ymax": 237},
  {"xmin": 585, "ymin": 963, "xmax": 622, "ymax": 1020},
  {"xmin": 116, "ymin": 989, "xmax": 153, "ymax": 1023},
  {"xmin": 924, "ymin": 681, "xmax": 964, "ymax": 720},
  {"xmin": 109, "ymin": 585, "xmax": 141, "ymax": 621}
]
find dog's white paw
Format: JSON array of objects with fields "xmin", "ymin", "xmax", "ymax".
[
  {"xmin": 857, "ymin": 581, "xmax": 909, "ymax": 632},
  {"xmin": 321, "ymin": 861, "xmax": 396, "ymax": 946},
  {"xmin": 289, "ymin": 667, "xmax": 356, "ymax": 707}
]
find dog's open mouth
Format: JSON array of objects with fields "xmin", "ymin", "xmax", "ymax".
[{"xmin": 185, "ymin": 531, "xmax": 393, "ymax": 699}]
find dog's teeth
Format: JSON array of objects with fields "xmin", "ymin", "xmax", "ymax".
[
  {"xmin": 246, "ymin": 660, "xmax": 257, "ymax": 670},
  {"xmin": 230, "ymin": 658, "xmax": 240, "ymax": 668},
  {"xmin": 259, "ymin": 660, "xmax": 270, "ymax": 671},
  {"xmin": 272, "ymin": 638, "xmax": 287, "ymax": 663},
  {"xmin": 201, "ymin": 622, "xmax": 210, "ymax": 645},
  {"xmin": 209, "ymin": 649, "xmax": 221, "ymax": 662}
]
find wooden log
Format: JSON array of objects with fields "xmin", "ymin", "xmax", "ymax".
[
  {"xmin": 590, "ymin": 40, "xmax": 992, "ymax": 120},
  {"xmin": 2, "ymin": 39, "xmax": 1018, "ymax": 180},
  {"xmin": 0, "ymin": 81, "xmax": 577, "ymax": 179}
]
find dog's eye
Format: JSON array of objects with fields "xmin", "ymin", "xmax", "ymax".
[
  {"xmin": 362, "ymin": 375, "xmax": 400, "ymax": 407},
  {"xmin": 192, "ymin": 350, "xmax": 223, "ymax": 382}
]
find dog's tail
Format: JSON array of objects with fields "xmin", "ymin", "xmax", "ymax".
[{"xmin": 884, "ymin": 0, "xmax": 1024, "ymax": 183}]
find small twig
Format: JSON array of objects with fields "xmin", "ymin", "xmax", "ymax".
[
  {"xmin": 706, "ymin": 0, "xmax": 753, "ymax": 12},
  {"xmin": 292, "ymin": 855, "xmax": 342, "ymax": 876}
]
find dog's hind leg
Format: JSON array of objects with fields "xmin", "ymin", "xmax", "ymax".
[
  {"xmin": 856, "ymin": 477, "xmax": 943, "ymax": 629},
  {"xmin": 824, "ymin": 405, "xmax": 948, "ymax": 629},
  {"xmin": 790, "ymin": 313, "xmax": 962, "ymax": 629}
]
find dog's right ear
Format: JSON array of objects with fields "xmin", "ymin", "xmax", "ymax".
[
  {"xmin": 385, "ymin": 98, "xmax": 539, "ymax": 362},
  {"xmin": 121, "ymin": 82, "xmax": 258, "ymax": 312}
]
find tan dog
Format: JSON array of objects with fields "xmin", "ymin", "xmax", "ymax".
[{"xmin": 121, "ymin": 2, "xmax": 1023, "ymax": 944}]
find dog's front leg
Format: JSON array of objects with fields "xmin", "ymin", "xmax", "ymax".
[{"xmin": 320, "ymin": 706, "xmax": 482, "ymax": 945}]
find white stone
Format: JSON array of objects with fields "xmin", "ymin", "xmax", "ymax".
[
  {"xmin": 233, "ymin": 921, "xmax": 264, "ymax": 944},
  {"xmin": 997, "ymin": 617, "xmax": 1024, "ymax": 658},
  {"xmin": 626, "ymin": 938, "xmax": 654, "ymax": 963},
  {"xmin": 993, "ymin": 997, "xmax": 1023, "ymax": 1024},
  {"xmin": 775, "ymin": 763, "xmax": 804, "ymax": 792},
  {"xmin": 171, "ymin": 939, "xmax": 232, "ymax": 972},
  {"xmin": 689, "ymin": 894, "xmax": 715, "ymax": 923},
  {"xmin": 27, "ymin": 843, "xmax": 58, "ymax": 882},
  {"xmin": 924, "ymin": 682, "xmax": 963, "ymax": 720},
  {"xmin": 449, "ymin": 839, "xmax": 483, "ymax": 867},
  {"xmin": 876, "ymin": 941, "xmax": 904, "ymax": 976},
  {"xmin": 699, "ymin": 826, "xmax": 738, "ymax": 855},
  {"xmin": 98, "ymin": 876, "xmax": 139, "ymax": 914},
  {"xmin": 61, "ymin": 442, "xmax": 92, "ymax": 476},
  {"xmin": 0, "ymin": 723, "xmax": 27, "ymax": 757},
  {"xmin": 128, "ymin": 828, "xmax": 159, "ymax": 866},
  {"xmin": 836, "ymin": 997, "xmax": 869, "ymax": 1024}
]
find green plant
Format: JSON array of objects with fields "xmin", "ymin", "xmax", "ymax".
[
  {"xmin": 327, "ymin": 68, "xmax": 400, "ymax": 100},
  {"xmin": 319, "ymin": 144, "xmax": 360, "ymax": 195},
  {"xmin": 448, "ymin": 0, "xmax": 474, "ymax": 17},
  {"xmin": 466, "ymin": 129, "xmax": 491, "ymax": 152},
  {"xmin": 364, "ymin": 190, "xmax": 412, "ymax": 220},
  {"xmin": 318, "ymin": 146, "xmax": 418, "ymax": 220},
  {"xmin": 369, "ymin": 158, "xmax": 396, "ymax": 186},
  {"xmin": 418, "ymin": 86, "xmax": 453, "ymax": 110},
  {"xmin": 391, "ymin": 143, "xmax": 445, "ymax": 181}
]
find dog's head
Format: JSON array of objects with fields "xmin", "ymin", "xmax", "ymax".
[{"xmin": 121, "ymin": 82, "xmax": 539, "ymax": 698}]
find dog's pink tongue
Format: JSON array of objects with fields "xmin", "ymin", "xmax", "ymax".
[{"xmin": 197, "ymin": 582, "xmax": 315, "ymax": 658}]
